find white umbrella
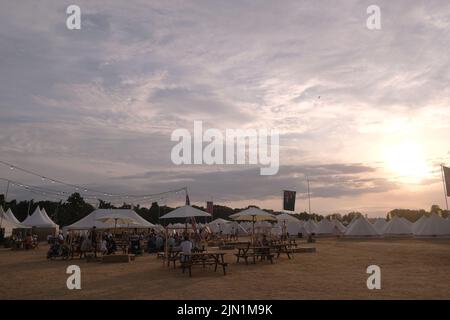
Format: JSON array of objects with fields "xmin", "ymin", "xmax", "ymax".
[
  {"xmin": 96, "ymin": 214, "xmax": 138, "ymax": 232},
  {"xmin": 230, "ymin": 207, "xmax": 276, "ymax": 243}
]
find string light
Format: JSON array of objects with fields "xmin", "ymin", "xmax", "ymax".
[{"xmin": 0, "ymin": 159, "xmax": 188, "ymax": 200}]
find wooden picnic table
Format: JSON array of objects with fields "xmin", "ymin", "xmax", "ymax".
[
  {"xmin": 180, "ymin": 252, "xmax": 228, "ymax": 277},
  {"xmin": 235, "ymin": 244, "xmax": 274, "ymax": 264},
  {"xmin": 166, "ymin": 248, "xmax": 181, "ymax": 268},
  {"xmin": 270, "ymin": 243, "xmax": 293, "ymax": 259}
]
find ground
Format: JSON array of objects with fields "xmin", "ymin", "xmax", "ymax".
[{"xmin": 1, "ymin": 238, "xmax": 449, "ymax": 299}]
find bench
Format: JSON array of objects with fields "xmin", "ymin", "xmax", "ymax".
[
  {"xmin": 102, "ymin": 254, "xmax": 132, "ymax": 263},
  {"xmin": 292, "ymin": 247, "xmax": 316, "ymax": 253},
  {"xmin": 181, "ymin": 253, "xmax": 228, "ymax": 277}
]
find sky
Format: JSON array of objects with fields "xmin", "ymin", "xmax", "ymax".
[{"xmin": 0, "ymin": 0, "xmax": 449, "ymax": 217}]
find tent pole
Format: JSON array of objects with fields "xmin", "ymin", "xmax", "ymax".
[{"xmin": 441, "ymin": 164, "xmax": 449, "ymax": 212}]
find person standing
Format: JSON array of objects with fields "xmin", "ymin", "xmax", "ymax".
[{"xmin": 90, "ymin": 226, "xmax": 98, "ymax": 257}]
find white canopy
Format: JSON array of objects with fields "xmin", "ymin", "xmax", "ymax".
[
  {"xmin": 65, "ymin": 209, "xmax": 154, "ymax": 230},
  {"xmin": 160, "ymin": 205, "xmax": 211, "ymax": 219},
  {"xmin": 1, "ymin": 208, "xmax": 30, "ymax": 236},
  {"xmin": 344, "ymin": 216, "xmax": 379, "ymax": 237},
  {"xmin": 22, "ymin": 207, "xmax": 58, "ymax": 228},
  {"xmin": 413, "ymin": 213, "xmax": 450, "ymax": 237},
  {"xmin": 382, "ymin": 216, "xmax": 412, "ymax": 236},
  {"xmin": 5, "ymin": 208, "xmax": 21, "ymax": 225}
]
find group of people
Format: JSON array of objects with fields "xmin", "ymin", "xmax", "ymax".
[{"xmin": 11, "ymin": 232, "xmax": 38, "ymax": 250}]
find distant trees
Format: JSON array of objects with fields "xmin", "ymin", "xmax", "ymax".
[{"xmin": 1, "ymin": 191, "xmax": 448, "ymax": 226}]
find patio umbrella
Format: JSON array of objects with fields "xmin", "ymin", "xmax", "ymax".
[
  {"xmin": 96, "ymin": 214, "xmax": 138, "ymax": 233},
  {"xmin": 230, "ymin": 207, "xmax": 276, "ymax": 244}
]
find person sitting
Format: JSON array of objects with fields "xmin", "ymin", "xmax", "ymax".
[
  {"xmin": 261, "ymin": 234, "xmax": 270, "ymax": 246},
  {"xmin": 100, "ymin": 237, "xmax": 108, "ymax": 255},
  {"xmin": 107, "ymin": 238, "xmax": 117, "ymax": 255}
]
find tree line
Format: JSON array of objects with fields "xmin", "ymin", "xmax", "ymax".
[{"xmin": 1, "ymin": 193, "xmax": 448, "ymax": 227}]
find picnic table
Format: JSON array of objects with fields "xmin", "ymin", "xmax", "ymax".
[
  {"xmin": 180, "ymin": 252, "xmax": 228, "ymax": 277},
  {"xmin": 166, "ymin": 248, "xmax": 181, "ymax": 268},
  {"xmin": 270, "ymin": 243, "xmax": 293, "ymax": 259},
  {"xmin": 234, "ymin": 244, "xmax": 274, "ymax": 264}
]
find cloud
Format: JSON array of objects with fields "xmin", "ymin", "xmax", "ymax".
[{"xmin": 0, "ymin": 0, "xmax": 449, "ymax": 214}]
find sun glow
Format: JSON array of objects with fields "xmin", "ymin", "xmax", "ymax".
[{"xmin": 383, "ymin": 141, "xmax": 430, "ymax": 183}]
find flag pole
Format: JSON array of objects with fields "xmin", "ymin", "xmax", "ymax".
[
  {"xmin": 441, "ymin": 164, "xmax": 449, "ymax": 211},
  {"xmin": 307, "ymin": 176, "xmax": 311, "ymax": 215}
]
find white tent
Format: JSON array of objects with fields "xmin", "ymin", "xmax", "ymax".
[
  {"xmin": 400, "ymin": 217, "xmax": 413, "ymax": 228},
  {"xmin": 331, "ymin": 219, "xmax": 347, "ymax": 233},
  {"xmin": 65, "ymin": 209, "xmax": 155, "ymax": 230},
  {"xmin": 285, "ymin": 221, "xmax": 310, "ymax": 236},
  {"xmin": 23, "ymin": 207, "xmax": 58, "ymax": 228},
  {"xmin": 1, "ymin": 208, "xmax": 30, "ymax": 236},
  {"xmin": 5, "ymin": 208, "xmax": 21, "ymax": 225},
  {"xmin": 372, "ymin": 218, "xmax": 387, "ymax": 234},
  {"xmin": 222, "ymin": 222, "xmax": 248, "ymax": 236},
  {"xmin": 160, "ymin": 205, "xmax": 211, "ymax": 219},
  {"xmin": 208, "ymin": 218, "xmax": 231, "ymax": 233},
  {"xmin": 344, "ymin": 216, "xmax": 379, "ymax": 237},
  {"xmin": 413, "ymin": 213, "xmax": 450, "ymax": 237},
  {"xmin": 382, "ymin": 216, "xmax": 412, "ymax": 236},
  {"xmin": 303, "ymin": 219, "xmax": 318, "ymax": 234},
  {"xmin": 315, "ymin": 219, "xmax": 336, "ymax": 235},
  {"xmin": 413, "ymin": 215, "xmax": 427, "ymax": 233}
]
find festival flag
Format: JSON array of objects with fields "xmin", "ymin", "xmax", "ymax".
[
  {"xmin": 443, "ymin": 166, "xmax": 450, "ymax": 197},
  {"xmin": 206, "ymin": 201, "xmax": 214, "ymax": 214},
  {"xmin": 283, "ymin": 190, "xmax": 296, "ymax": 211},
  {"xmin": 185, "ymin": 193, "xmax": 190, "ymax": 205}
]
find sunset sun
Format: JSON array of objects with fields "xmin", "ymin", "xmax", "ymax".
[{"xmin": 384, "ymin": 141, "xmax": 430, "ymax": 183}]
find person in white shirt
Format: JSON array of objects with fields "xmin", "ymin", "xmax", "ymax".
[{"xmin": 180, "ymin": 236, "xmax": 193, "ymax": 262}]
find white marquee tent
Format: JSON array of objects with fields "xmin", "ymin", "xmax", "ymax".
[
  {"xmin": 65, "ymin": 209, "xmax": 155, "ymax": 230},
  {"xmin": 382, "ymin": 216, "xmax": 412, "ymax": 236},
  {"xmin": 303, "ymin": 220, "xmax": 318, "ymax": 234},
  {"xmin": 23, "ymin": 207, "xmax": 58, "ymax": 229},
  {"xmin": 413, "ymin": 213, "xmax": 450, "ymax": 237},
  {"xmin": 315, "ymin": 219, "xmax": 336, "ymax": 235},
  {"xmin": 413, "ymin": 215, "xmax": 427, "ymax": 233},
  {"xmin": 5, "ymin": 208, "xmax": 22, "ymax": 225},
  {"xmin": 331, "ymin": 219, "xmax": 347, "ymax": 233},
  {"xmin": 1, "ymin": 207, "xmax": 30, "ymax": 236},
  {"xmin": 344, "ymin": 216, "xmax": 379, "ymax": 237}
]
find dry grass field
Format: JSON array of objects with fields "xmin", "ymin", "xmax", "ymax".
[{"xmin": 1, "ymin": 238, "xmax": 449, "ymax": 300}]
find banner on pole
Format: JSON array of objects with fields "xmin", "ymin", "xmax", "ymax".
[
  {"xmin": 283, "ymin": 190, "xmax": 296, "ymax": 211},
  {"xmin": 206, "ymin": 201, "xmax": 213, "ymax": 214},
  {"xmin": 444, "ymin": 166, "xmax": 450, "ymax": 197}
]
